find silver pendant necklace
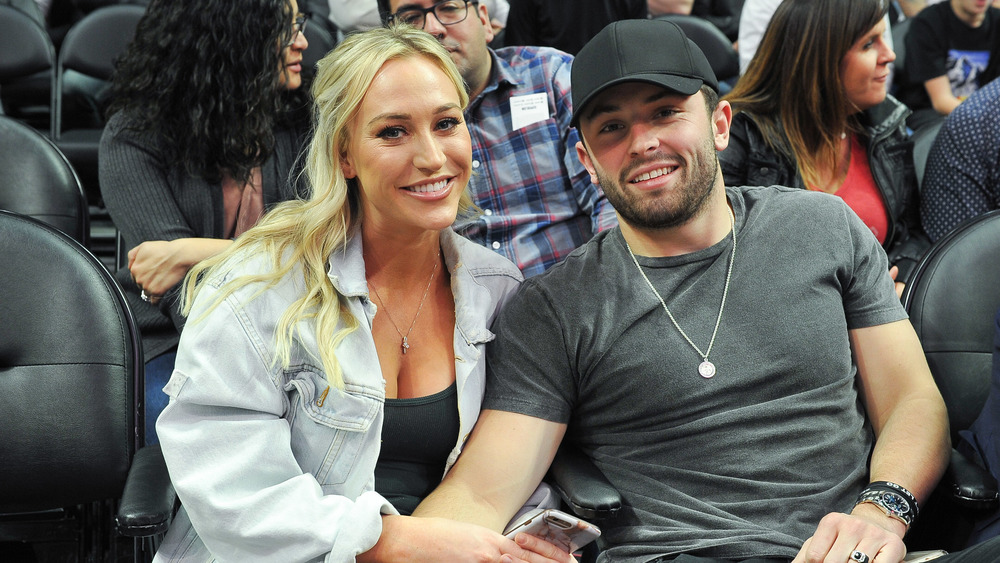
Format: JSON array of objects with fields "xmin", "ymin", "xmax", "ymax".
[
  {"xmin": 369, "ymin": 257, "xmax": 439, "ymax": 355},
  {"xmin": 625, "ymin": 207, "xmax": 737, "ymax": 379}
]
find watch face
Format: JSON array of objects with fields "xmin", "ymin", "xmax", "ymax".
[{"xmin": 880, "ymin": 491, "xmax": 910, "ymax": 515}]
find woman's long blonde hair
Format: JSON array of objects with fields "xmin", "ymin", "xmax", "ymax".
[
  {"xmin": 181, "ymin": 24, "xmax": 471, "ymax": 389},
  {"xmin": 724, "ymin": 0, "xmax": 887, "ymax": 188}
]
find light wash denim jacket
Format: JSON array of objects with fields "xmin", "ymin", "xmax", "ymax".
[{"xmin": 153, "ymin": 228, "xmax": 523, "ymax": 562}]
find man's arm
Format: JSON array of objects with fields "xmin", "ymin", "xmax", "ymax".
[
  {"xmin": 853, "ymin": 319, "xmax": 950, "ymax": 507},
  {"xmin": 924, "ymin": 75, "xmax": 964, "ymax": 116},
  {"xmin": 794, "ymin": 319, "xmax": 949, "ymax": 562}
]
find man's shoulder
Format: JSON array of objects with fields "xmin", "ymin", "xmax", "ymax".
[
  {"xmin": 909, "ymin": 2, "xmax": 952, "ymax": 34},
  {"xmin": 518, "ymin": 230, "xmax": 617, "ymax": 294},
  {"xmin": 494, "ymin": 45, "xmax": 574, "ymax": 66},
  {"xmin": 915, "ymin": 1, "xmax": 953, "ymax": 21},
  {"xmin": 492, "ymin": 45, "xmax": 574, "ymax": 85},
  {"xmin": 732, "ymin": 185, "xmax": 849, "ymax": 219}
]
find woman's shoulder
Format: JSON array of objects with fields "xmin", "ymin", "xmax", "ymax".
[
  {"xmin": 101, "ymin": 109, "xmax": 162, "ymax": 151},
  {"xmin": 204, "ymin": 245, "xmax": 304, "ymax": 302}
]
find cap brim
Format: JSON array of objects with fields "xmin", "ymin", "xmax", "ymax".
[{"xmin": 571, "ymin": 74, "xmax": 704, "ymax": 128}]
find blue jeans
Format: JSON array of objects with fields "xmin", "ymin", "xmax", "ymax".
[{"xmin": 144, "ymin": 350, "xmax": 177, "ymax": 445}]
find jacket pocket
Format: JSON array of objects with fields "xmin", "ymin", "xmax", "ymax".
[{"xmin": 285, "ymin": 366, "xmax": 382, "ymax": 488}]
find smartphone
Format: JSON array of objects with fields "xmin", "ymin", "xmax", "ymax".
[
  {"xmin": 904, "ymin": 551, "xmax": 948, "ymax": 562},
  {"xmin": 503, "ymin": 508, "xmax": 601, "ymax": 553}
]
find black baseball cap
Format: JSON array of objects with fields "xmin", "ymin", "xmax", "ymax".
[{"xmin": 571, "ymin": 19, "xmax": 719, "ymax": 127}]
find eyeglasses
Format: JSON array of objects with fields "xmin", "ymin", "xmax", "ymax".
[
  {"xmin": 286, "ymin": 12, "xmax": 310, "ymax": 46},
  {"xmin": 390, "ymin": 0, "xmax": 477, "ymax": 30}
]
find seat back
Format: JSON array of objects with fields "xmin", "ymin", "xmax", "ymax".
[
  {"xmin": 655, "ymin": 14, "xmax": 739, "ymax": 83},
  {"xmin": 890, "ymin": 18, "xmax": 911, "ymax": 94},
  {"xmin": 51, "ymin": 3, "xmax": 145, "ymax": 137},
  {"xmin": 302, "ymin": 18, "xmax": 337, "ymax": 78},
  {"xmin": 0, "ymin": 4, "xmax": 56, "ymax": 122},
  {"xmin": 51, "ymin": 3, "xmax": 145, "ymax": 207},
  {"xmin": 0, "ymin": 4, "xmax": 54, "ymax": 82},
  {"xmin": 912, "ymin": 118, "xmax": 943, "ymax": 191},
  {"xmin": 0, "ymin": 210, "xmax": 142, "ymax": 513},
  {"xmin": 902, "ymin": 209, "xmax": 1000, "ymax": 442},
  {"xmin": 0, "ymin": 114, "xmax": 89, "ymax": 244}
]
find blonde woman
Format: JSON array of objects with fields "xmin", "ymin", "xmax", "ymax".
[{"xmin": 153, "ymin": 25, "xmax": 561, "ymax": 562}]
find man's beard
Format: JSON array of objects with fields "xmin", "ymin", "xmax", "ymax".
[{"xmin": 596, "ymin": 140, "xmax": 719, "ymax": 231}]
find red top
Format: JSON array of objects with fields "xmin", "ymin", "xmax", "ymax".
[{"xmin": 834, "ymin": 134, "xmax": 889, "ymax": 245}]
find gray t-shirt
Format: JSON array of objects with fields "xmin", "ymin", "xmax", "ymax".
[{"xmin": 484, "ymin": 186, "xmax": 907, "ymax": 562}]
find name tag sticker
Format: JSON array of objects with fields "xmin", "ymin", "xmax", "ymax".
[{"xmin": 509, "ymin": 93, "xmax": 549, "ymax": 131}]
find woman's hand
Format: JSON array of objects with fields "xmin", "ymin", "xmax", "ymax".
[
  {"xmin": 128, "ymin": 238, "xmax": 233, "ymax": 303},
  {"xmin": 360, "ymin": 515, "xmax": 574, "ymax": 563},
  {"xmin": 506, "ymin": 532, "xmax": 576, "ymax": 563}
]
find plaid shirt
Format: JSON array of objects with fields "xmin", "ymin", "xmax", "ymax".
[{"xmin": 453, "ymin": 46, "xmax": 617, "ymax": 278}]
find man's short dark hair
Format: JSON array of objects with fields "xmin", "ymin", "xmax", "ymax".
[{"xmin": 702, "ymin": 85, "xmax": 719, "ymax": 116}]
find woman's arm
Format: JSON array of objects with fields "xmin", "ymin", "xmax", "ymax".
[
  {"xmin": 127, "ymin": 238, "xmax": 232, "ymax": 302},
  {"xmin": 100, "ymin": 116, "xmax": 216, "ymax": 325}
]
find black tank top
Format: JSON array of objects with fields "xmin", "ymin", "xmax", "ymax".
[{"xmin": 374, "ymin": 381, "xmax": 459, "ymax": 515}]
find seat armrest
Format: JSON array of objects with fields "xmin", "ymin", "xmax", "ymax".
[
  {"xmin": 116, "ymin": 445, "xmax": 177, "ymax": 537},
  {"xmin": 944, "ymin": 448, "xmax": 999, "ymax": 511},
  {"xmin": 548, "ymin": 444, "xmax": 622, "ymax": 522}
]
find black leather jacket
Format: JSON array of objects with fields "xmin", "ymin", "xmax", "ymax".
[{"xmin": 719, "ymin": 95, "xmax": 930, "ymax": 283}]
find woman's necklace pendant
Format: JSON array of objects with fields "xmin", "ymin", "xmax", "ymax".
[
  {"xmin": 698, "ymin": 360, "xmax": 716, "ymax": 379},
  {"xmin": 401, "ymin": 336, "xmax": 410, "ymax": 355}
]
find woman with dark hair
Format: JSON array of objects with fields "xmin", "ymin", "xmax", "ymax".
[
  {"xmin": 720, "ymin": 0, "xmax": 928, "ymax": 293},
  {"xmin": 99, "ymin": 0, "xmax": 311, "ymax": 444}
]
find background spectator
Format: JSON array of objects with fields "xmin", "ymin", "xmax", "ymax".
[
  {"xmin": 377, "ymin": 0, "xmax": 618, "ymax": 277},
  {"xmin": 99, "ymin": 0, "xmax": 312, "ymax": 444},
  {"xmin": 723, "ymin": 0, "xmax": 928, "ymax": 289},
  {"xmin": 919, "ymin": 75, "xmax": 1000, "ymax": 241},
  {"xmin": 899, "ymin": 0, "xmax": 1000, "ymax": 131}
]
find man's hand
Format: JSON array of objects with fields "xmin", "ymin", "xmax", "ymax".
[
  {"xmin": 359, "ymin": 515, "xmax": 574, "ymax": 563},
  {"xmin": 792, "ymin": 508, "xmax": 906, "ymax": 563}
]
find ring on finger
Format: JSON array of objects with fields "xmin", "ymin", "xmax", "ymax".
[
  {"xmin": 140, "ymin": 289, "xmax": 151, "ymax": 303},
  {"xmin": 850, "ymin": 551, "xmax": 870, "ymax": 563}
]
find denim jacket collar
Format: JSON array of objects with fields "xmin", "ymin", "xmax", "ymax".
[{"xmin": 326, "ymin": 228, "xmax": 501, "ymax": 347}]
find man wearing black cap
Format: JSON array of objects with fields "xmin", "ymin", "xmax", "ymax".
[{"xmin": 362, "ymin": 19, "xmax": 1000, "ymax": 563}]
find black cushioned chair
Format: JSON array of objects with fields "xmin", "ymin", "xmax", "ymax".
[
  {"xmin": 302, "ymin": 15, "xmax": 337, "ymax": 79},
  {"xmin": 655, "ymin": 14, "xmax": 739, "ymax": 84},
  {"xmin": 912, "ymin": 119, "xmax": 943, "ymax": 191},
  {"xmin": 0, "ymin": 210, "xmax": 174, "ymax": 562},
  {"xmin": 51, "ymin": 3, "xmax": 145, "ymax": 203},
  {"xmin": 0, "ymin": 114, "xmax": 89, "ymax": 245},
  {"xmin": 0, "ymin": 4, "xmax": 55, "ymax": 127},
  {"xmin": 901, "ymin": 209, "xmax": 1000, "ymax": 549}
]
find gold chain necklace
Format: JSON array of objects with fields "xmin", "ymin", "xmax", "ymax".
[
  {"xmin": 624, "ymin": 207, "xmax": 736, "ymax": 378},
  {"xmin": 368, "ymin": 257, "xmax": 439, "ymax": 355}
]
